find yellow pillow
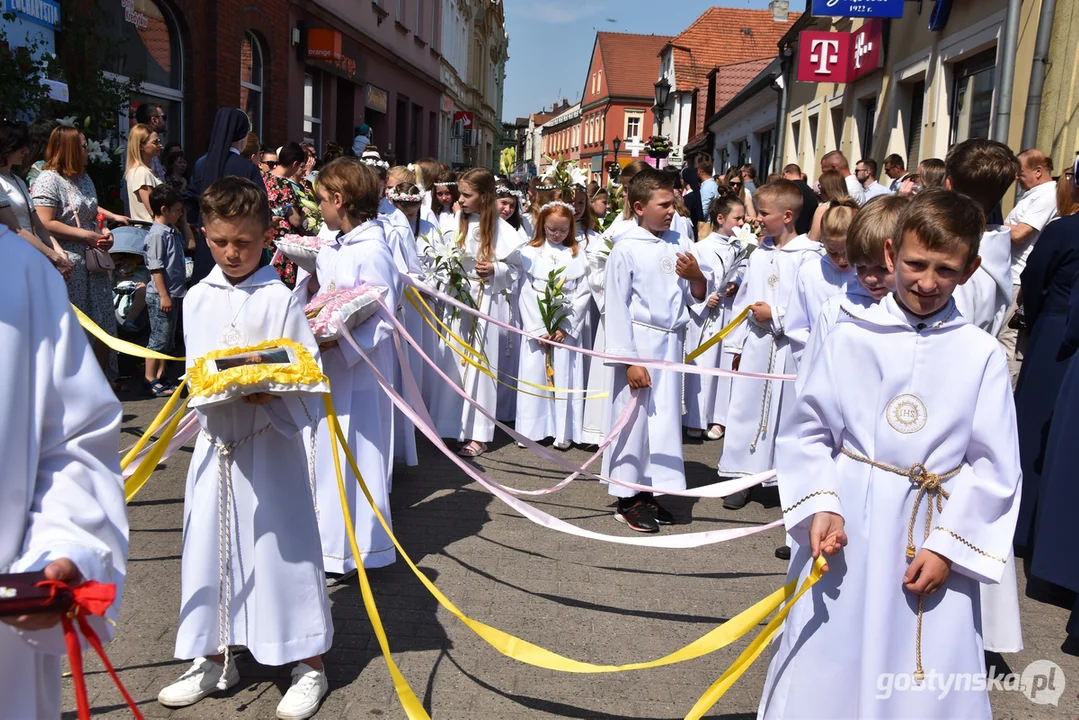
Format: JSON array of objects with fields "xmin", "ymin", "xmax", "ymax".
[{"xmin": 187, "ymin": 338, "xmax": 329, "ymax": 408}]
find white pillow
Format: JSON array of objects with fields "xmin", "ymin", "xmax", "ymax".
[
  {"xmin": 276, "ymin": 234, "xmax": 328, "ymax": 274},
  {"xmin": 305, "ymin": 284, "xmax": 388, "ymax": 342}
]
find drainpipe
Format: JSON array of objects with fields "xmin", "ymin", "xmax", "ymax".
[
  {"xmin": 992, "ymin": 0, "xmax": 1023, "ymax": 144},
  {"xmin": 1021, "ymin": 0, "xmax": 1057, "ymax": 151},
  {"xmin": 772, "ymin": 49, "xmax": 793, "ymax": 174}
]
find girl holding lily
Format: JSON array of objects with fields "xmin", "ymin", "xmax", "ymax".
[
  {"xmin": 448, "ymin": 168, "xmax": 524, "ymax": 457},
  {"xmin": 515, "ymin": 201, "xmax": 592, "ymax": 449}
]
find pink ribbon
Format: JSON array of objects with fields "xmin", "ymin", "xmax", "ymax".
[
  {"xmin": 121, "ymin": 411, "xmax": 199, "ymax": 479},
  {"xmin": 377, "ymin": 302, "xmax": 776, "ymax": 500},
  {"xmin": 336, "ymin": 312, "xmax": 783, "ymax": 548},
  {"xmin": 405, "ymin": 276, "xmax": 796, "ymax": 382}
]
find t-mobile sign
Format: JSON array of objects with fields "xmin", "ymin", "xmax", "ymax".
[{"xmin": 796, "ymin": 20, "xmax": 883, "ymax": 84}]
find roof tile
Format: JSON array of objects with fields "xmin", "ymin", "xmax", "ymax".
[{"xmin": 596, "ymin": 32, "xmax": 674, "ymax": 99}]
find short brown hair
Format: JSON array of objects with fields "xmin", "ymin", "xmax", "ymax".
[
  {"xmin": 821, "ymin": 199, "xmax": 858, "ymax": 243},
  {"xmin": 317, "ymin": 157, "xmax": 381, "ymax": 222},
  {"xmin": 945, "ymin": 139, "xmax": 1020, "ymax": 213},
  {"xmin": 894, "ymin": 189, "xmax": 985, "ymax": 268},
  {"xmin": 43, "ymin": 126, "xmax": 86, "ymax": 177},
  {"xmin": 1020, "ymin": 148, "xmax": 1053, "ymax": 173},
  {"xmin": 847, "ymin": 195, "xmax": 910, "ymax": 266},
  {"xmin": 783, "ymin": 163, "xmax": 802, "ymax": 176},
  {"xmin": 753, "ymin": 178, "xmax": 804, "ymax": 215},
  {"xmin": 627, "ymin": 167, "xmax": 675, "ymax": 214},
  {"xmin": 697, "ymin": 158, "xmax": 714, "ymax": 175},
  {"xmin": 199, "ymin": 176, "xmax": 272, "ymax": 230}
]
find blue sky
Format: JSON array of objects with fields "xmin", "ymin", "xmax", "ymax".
[{"xmin": 502, "ymin": 0, "xmax": 784, "ymax": 122}]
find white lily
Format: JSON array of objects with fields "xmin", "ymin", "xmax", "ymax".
[
  {"xmin": 57, "ymin": 116, "xmax": 77, "ymax": 128},
  {"xmin": 733, "ymin": 223, "xmax": 759, "ymax": 248}
]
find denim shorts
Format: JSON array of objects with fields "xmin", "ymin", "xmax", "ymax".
[{"xmin": 145, "ymin": 293, "xmax": 180, "ymax": 353}]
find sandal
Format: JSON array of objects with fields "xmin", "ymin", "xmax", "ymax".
[
  {"xmin": 706, "ymin": 425, "xmax": 725, "ymax": 440},
  {"xmin": 458, "ymin": 441, "xmax": 487, "ymax": 458},
  {"xmin": 144, "ymin": 379, "xmax": 175, "ymax": 398}
]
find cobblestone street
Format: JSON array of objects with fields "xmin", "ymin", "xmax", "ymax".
[{"xmin": 64, "ymin": 394, "xmax": 1079, "ymax": 719}]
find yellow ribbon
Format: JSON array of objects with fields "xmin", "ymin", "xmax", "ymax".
[
  {"xmin": 123, "ymin": 394, "xmax": 191, "ymax": 502},
  {"xmin": 407, "ymin": 288, "xmax": 608, "ymax": 401},
  {"xmin": 326, "ymin": 399, "xmax": 824, "ymax": 681},
  {"xmin": 71, "ymin": 304, "xmax": 184, "ymax": 361},
  {"xmin": 684, "ymin": 306, "xmax": 750, "ymax": 364}
]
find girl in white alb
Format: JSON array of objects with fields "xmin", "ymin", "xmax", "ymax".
[
  {"xmin": 514, "ymin": 201, "xmax": 593, "ymax": 447},
  {"xmin": 495, "ymin": 183, "xmax": 531, "ymax": 422}
]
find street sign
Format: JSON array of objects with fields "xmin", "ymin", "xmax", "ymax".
[{"xmin": 811, "ymin": 0, "xmax": 903, "ymax": 19}]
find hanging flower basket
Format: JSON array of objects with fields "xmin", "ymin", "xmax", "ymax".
[{"xmin": 644, "ymin": 135, "xmax": 672, "ymax": 159}]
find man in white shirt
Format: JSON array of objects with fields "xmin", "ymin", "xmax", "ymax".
[
  {"xmin": 820, "ymin": 150, "xmax": 866, "ymax": 205},
  {"xmin": 855, "ymin": 158, "xmax": 892, "ymax": 201},
  {"xmin": 1002, "ymin": 148, "xmax": 1059, "ymax": 373}
]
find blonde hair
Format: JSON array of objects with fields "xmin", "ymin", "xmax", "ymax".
[
  {"xmin": 847, "ymin": 195, "xmax": 910, "ymax": 266},
  {"xmin": 387, "ymin": 165, "xmax": 416, "ymax": 187},
  {"xmin": 821, "ymin": 199, "xmax": 857, "ymax": 244},
  {"xmin": 126, "ymin": 124, "xmax": 154, "ymax": 171}
]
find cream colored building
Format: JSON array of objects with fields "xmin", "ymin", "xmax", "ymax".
[{"xmin": 782, "ymin": 1, "xmax": 1039, "ymax": 190}]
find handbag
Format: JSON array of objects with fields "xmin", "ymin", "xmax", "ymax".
[{"xmin": 65, "ymin": 179, "xmax": 114, "ymax": 273}]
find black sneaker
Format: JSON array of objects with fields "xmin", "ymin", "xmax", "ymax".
[
  {"xmin": 775, "ymin": 545, "xmax": 791, "ymax": 561},
  {"xmin": 614, "ymin": 500, "xmax": 659, "ymax": 533},
  {"xmin": 642, "ymin": 495, "xmax": 676, "ymax": 525},
  {"xmin": 723, "ymin": 488, "xmax": 750, "ymax": 510}
]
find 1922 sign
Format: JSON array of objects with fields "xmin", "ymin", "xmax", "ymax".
[{"xmin": 812, "ymin": 0, "xmax": 904, "ymax": 18}]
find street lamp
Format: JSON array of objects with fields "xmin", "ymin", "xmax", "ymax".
[
  {"xmin": 654, "ymin": 78, "xmax": 671, "ymax": 137},
  {"xmin": 612, "ymin": 135, "xmax": 622, "ymax": 182}
]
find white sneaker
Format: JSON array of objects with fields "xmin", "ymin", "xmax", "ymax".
[
  {"xmin": 157, "ymin": 657, "xmax": 239, "ymax": 707},
  {"xmin": 553, "ymin": 440, "xmax": 572, "ymax": 450},
  {"xmin": 276, "ymin": 663, "xmax": 329, "ymax": 719}
]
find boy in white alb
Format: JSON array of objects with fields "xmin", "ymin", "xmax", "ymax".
[
  {"xmin": 603, "ymin": 168, "xmax": 708, "ymax": 533},
  {"xmin": 719, "ymin": 180, "xmax": 820, "ymax": 508},
  {"xmin": 0, "ymin": 226, "xmax": 128, "ymax": 720},
  {"xmin": 759, "ymin": 190, "xmax": 1021, "ymax": 719},
  {"xmin": 783, "ymin": 200, "xmax": 857, "ymax": 366},
  {"xmin": 159, "ymin": 178, "xmax": 332, "ymax": 720},
  {"xmin": 797, "ymin": 195, "xmax": 907, "ymax": 390}
]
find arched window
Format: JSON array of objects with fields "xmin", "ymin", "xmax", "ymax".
[
  {"xmin": 104, "ymin": 0, "xmax": 185, "ymax": 144},
  {"xmin": 240, "ymin": 33, "xmax": 264, "ymax": 138}
]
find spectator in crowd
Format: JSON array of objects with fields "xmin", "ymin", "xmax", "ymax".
[
  {"xmin": 258, "ymin": 146, "xmax": 278, "ymax": 174},
  {"xmin": 722, "ymin": 166, "xmax": 756, "ymax": 218},
  {"xmin": 741, "ymin": 163, "xmax": 758, "ymax": 197},
  {"xmin": 164, "ymin": 146, "xmax": 188, "ymax": 194},
  {"xmin": 1057, "ymin": 164, "xmax": 1079, "ymax": 218},
  {"xmin": 188, "ymin": 107, "xmax": 266, "ymax": 282},
  {"xmin": 22, "ymin": 117, "xmax": 57, "ymax": 187},
  {"xmin": 32, "ymin": 125, "xmax": 131, "ymax": 376},
  {"xmin": 265, "ymin": 141, "xmax": 308, "ymax": 287},
  {"xmin": 855, "ymin": 158, "xmax": 891, "ymax": 201},
  {"xmin": 883, "ymin": 153, "xmax": 908, "ymax": 192},
  {"xmin": 352, "ymin": 123, "xmax": 372, "ymax": 157},
  {"xmin": 0, "ymin": 119, "xmax": 71, "ymax": 276},
  {"xmin": 299, "ymin": 142, "xmax": 318, "ymax": 188},
  {"xmin": 321, "ymin": 141, "xmax": 345, "ymax": 166},
  {"xmin": 809, "ymin": 169, "xmax": 851, "ymax": 241},
  {"xmin": 1002, "ymin": 149, "xmax": 1060, "ymax": 374},
  {"xmin": 241, "ymin": 132, "xmax": 260, "ymax": 164},
  {"xmin": 820, "ymin": 150, "xmax": 866, "ymax": 205},
  {"xmin": 124, "ymin": 123, "xmax": 162, "ymax": 223},
  {"xmin": 135, "ymin": 103, "xmax": 168, "ymax": 180},
  {"xmin": 783, "ymin": 163, "xmax": 819, "ymax": 236},
  {"xmin": 697, "ymin": 158, "xmax": 719, "ymax": 221},
  {"xmin": 897, "ymin": 158, "xmax": 945, "ymax": 196}
]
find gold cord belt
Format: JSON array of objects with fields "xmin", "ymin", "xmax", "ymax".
[{"xmin": 840, "ymin": 447, "xmax": 961, "ymax": 683}]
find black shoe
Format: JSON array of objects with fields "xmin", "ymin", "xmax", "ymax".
[
  {"xmin": 642, "ymin": 495, "xmax": 675, "ymax": 525},
  {"xmin": 775, "ymin": 545, "xmax": 791, "ymax": 561},
  {"xmin": 723, "ymin": 489, "xmax": 750, "ymax": 510},
  {"xmin": 614, "ymin": 499, "xmax": 659, "ymax": 533}
]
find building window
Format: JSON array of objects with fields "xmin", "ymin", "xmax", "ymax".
[
  {"xmin": 103, "ymin": 0, "xmax": 185, "ymax": 144},
  {"xmin": 950, "ymin": 49, "xmax": 996, "ymax": 145},
  {"xmin": 240, "ymin": 33, "xmax": 264, "ymax": 137},
  {"xmin": 858, "ymin": 97, "xmax": 876, "ymax": 160},
  {"xmin": 303, "ymin": 72, "xmax": 322, "ymax": 150},
  {"xmin": 905, "ymin": 80, "xmax": 926, "ymax": 169},
  {"xmin": 791, "ymin": 119, "xmax": 801, "ymax": 164},
  {"xmin": 625, "ymin": 111, "xmax": 643, "ymax": 142},
  {"xmin": 757, "ymin": 128, "xmax": 775, "ymax": 175}
]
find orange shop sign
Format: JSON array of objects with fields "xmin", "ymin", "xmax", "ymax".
[{"xmin": 307, "ymin": 29, "xmax": 342, "ymax": 60}]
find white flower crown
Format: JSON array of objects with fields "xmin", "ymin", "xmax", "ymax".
[
  {"xmin": 387, "ymin": 190, "xmax": 424, "ymax": 203},
  {"xmin": 361, "ymin": 158, "xmax": 390, "ymax": 169},
  {"xmin": 535, "ymin": 184, "xmax": 558, "ymax": 192},
  {"xmin": 433, "ymin": 181, "xmax": 457, "ymax": 187},
  {"xmin": 539, "ymin": 201, "xmax": 575, "ymax": 213}
]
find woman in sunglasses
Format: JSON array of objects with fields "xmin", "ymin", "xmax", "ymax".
[
  {"xmin": 722, "ymin": 165, "xmax": 757, "ymax": 220},
  {"xmin": 125, "ymin": 123, "xmax": 163, "ymax": 223}
]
